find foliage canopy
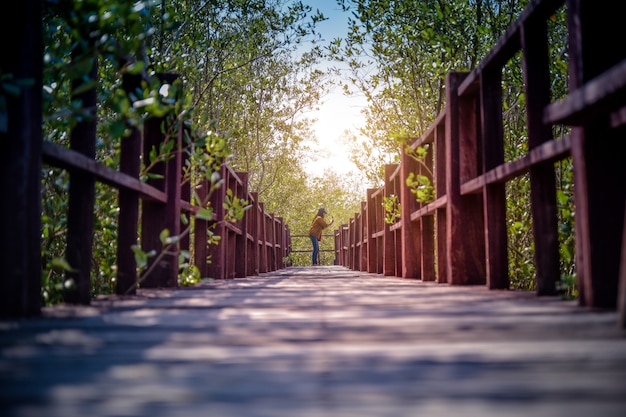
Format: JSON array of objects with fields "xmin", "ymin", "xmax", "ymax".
[{"xmin": 34, "ymin": 0, "xmax": 576, "ymax": 300}]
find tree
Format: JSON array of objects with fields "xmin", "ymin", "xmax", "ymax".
[
  {"xmin": 38, "ymin": 0, "xmax": 349, "ymax": 301},
  {"xmin": 150, "ymin": 0, "xmax": 330, "ymax": 197},
  {"xmin": 331, "ymin": 0, "xmax": 574, "ymax": 292},
  {"xmin": 333, "ymin": 0, "xmax": 529, "ymax": 184}
]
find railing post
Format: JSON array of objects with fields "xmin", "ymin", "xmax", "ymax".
[
  {"xmin": 285, "ymin": 224, "xmax": 292, "ymax": 267},
  {"xmin": 116, "ymin": 70, "xmax": 143, "ymax": 295},
  {"xmin": 141, "ymin": 73, "xmax": 181, "ymax": 288},
  {"xmin": 446, "ymin": 72, "xmax": 486, "ymax": 285},
  {"xmin": 334, "ymin": 228, "xmax": 340, "ymax": 265},
  {"xmin": 163, "ymin": 122, "xmax": 183, "ymax": 284},
  {"xmin": 346, "ymin": 218, "xmax": 353, "ymax": 269},
  {"xmin": 195, "ymin": 176, "xmax": 211, "ymax": 279},
  {"xmin": 269, "ymin": 213, "xmax": 277, "ymax": 271},
  {"xmin": 392, "ymin": 171, "xmax": 403, "ymax": 276},
  {"xmin": 366, "ymin": 189, "xmax": 377, "ymax": 273},
  {"xmin": 521, "ymin": 14, "xmax": 559, "ymax": 295},
  {"xmin": 383, "ymin": 164, "xmax": 397, "ymax": 276},
  {"xmin": 248, "ymin": 192, "xmax": 260, "ymax": 275},
  {"xmin": 259, "ymin": 204, "xmax": 268, "ymax": 273},
  {"xmin": 354, "ymin": 210, "xmax": 361, "ymax": 270},
  {"xmin": 374, "ymin": 190, "xmax": 385, "ymax": 274},
  {"xmin": 64, "ymin": 39, "xmax": 98, "ymax": 303},
  {"xmin": 480, "ymin": 64, "xmax": 509, "ymax": 290},
  {"xmin": 336, "ymin": 226, "xmax": 342, "ymax": 266},
  {"xmin": 435, "ymin": 122, "xmax": 448, "ymax": 283},
  {"xmin": 207, "ymin": 167, "xmax": 227, "ymax": 279},
  {"xmin": 359, "ymin": 201, "xmax": 368, "ymax": 271},
  {"xmin": 278, "ymin": 217, "xmax": 285, "ymax": 269},
  {"xmin": 566, "ymin": 0, "xmax": 626, "ymax": 308},
  {"xmin": 179, "ymin": 131, "xmax": 191, "ymax": 267},
  {"xmin": 235, "ymin": 172, "xmax": 248, "ymax": 278},
  {"xmin": 420, "ymin": 143, "xmax": 436, "ymax": 281},
  {"xmin": 0, "ymin": 0, "xmax": 43, "ymax": 317},
  {"xmin": 353, "ymin": 217, "xmax": 357, "ymax": 269},
  {"xmin": 337, "ymin": 224, "xmax": 344, "ymax": 267},
  {"xmin": 400, "ymin": 147, "xmax": 421, "ymax": 278}
]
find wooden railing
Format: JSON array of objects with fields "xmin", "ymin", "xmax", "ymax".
[
  {"xmin": 0, "ymin": 5, "xmax": 290, "ymax": 318},
  {"xmin": 44, "ymin": 86, "xmax": 288, "ymax": 293},
  {"xmin": 335, "ymin": 0, "xmax": 626, "ymax": 326},
  {"xmin": 203, "ymin": 167, "xmax": 290, "ymax": 280}
]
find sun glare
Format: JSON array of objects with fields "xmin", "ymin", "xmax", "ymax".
[{"xmin": 307, "ymin": 88, "xmax": 365, "ymax": 176}]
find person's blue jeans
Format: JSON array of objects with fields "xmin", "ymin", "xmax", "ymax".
[{"xmin": 310, "ymin": 235, "xmax": 319, "ymax": 265}]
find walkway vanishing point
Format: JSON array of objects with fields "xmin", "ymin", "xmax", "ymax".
[{"xmin": 1, "ymin": 266, "xmax": 625, "ymax": 417}]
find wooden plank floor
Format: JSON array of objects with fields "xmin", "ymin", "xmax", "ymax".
[{"xmin": 1, "ymin": 266, "xmax": 626, "ymax": 417}]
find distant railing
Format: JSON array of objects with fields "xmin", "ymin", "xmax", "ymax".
[
  {"xmin": 335, "ymin": 0, "xmax": 626, "ymax": 327},
  {"xmin": 204, "ymin": 166, "xmax": 290, "ymax": 279},
  {"xmin": 289, "ymin": 234, "xmax": 335, "ymax": 253}
]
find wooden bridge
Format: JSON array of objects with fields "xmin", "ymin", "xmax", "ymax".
[
  {"xmin": 333, "ymin": 0, "xmax": 626, "ymax": 328},
  {"xmin": 1, "ymin": 0, "xmax": 626, "ymax": 415},
  {"xmin": 1, "ymin": 266, "xmax": 626, "ymax": 416}
]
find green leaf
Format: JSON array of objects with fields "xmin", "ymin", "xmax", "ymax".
[
  {"xmin": 51, "ymin": 257, "xmax": 77, "ymax": 272},
  {"xmin": 159, "ymin": 229, "xmax": 170, "ymax": 245},
  {"xmin": 196, "ymin": 208, "xmax": 214, "ymax": 221},
  {"xmin": 131, "ymin": 245, "xmax": 148, "ymax": 268},
  {"xmin": 164, "ymin": 234, "xmax": 180, "ymax": 245},
  {"xmin": 108, "ymin": 120, "xmax": 126, "ymax": 138},
  {"xmin": 72, "ymin": 79, "xmax": 98, "ymax": 96}
]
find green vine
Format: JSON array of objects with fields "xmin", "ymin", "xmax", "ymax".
[
  {"xmin": 223, "ymin": 188, "xmax": 251, "ymax": 223},
  {"xmin": 129, "ymin": 147, "xmax": 251, "ymax": 292},
  {"xmin": 382, "ymin": 194, "xmax": 401, "ymax": 224},
  {"xmin": 405, "ymin": 145, "xmax": 435, "ymax": 204}
]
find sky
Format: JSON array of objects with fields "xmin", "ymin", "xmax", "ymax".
[{"xmin": 298, "ymin": 0, "xmax": 368, "ymax": 177}]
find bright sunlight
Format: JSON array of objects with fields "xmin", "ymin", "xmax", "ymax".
[{"xmin": 301, "ymin": 0, "xmax": 367, "ymax": 176}]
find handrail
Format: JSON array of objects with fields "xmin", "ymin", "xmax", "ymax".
[
  {"xmin": 334, "ymin": 0, "xmax": 626, "ymax": 327},
  {"xmin": 289, "ymin": 234, "xmax": 335, "ymax": 254},
  {"xmin": 1, "ymin": 35, "xmax": 291, "ymax": 316}
]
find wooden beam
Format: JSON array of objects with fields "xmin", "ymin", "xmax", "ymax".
[
  {"xmin": 399, "ymin": 148, "xmax": 421, "ymax": 278},
  {"xmin": 360, "ymin": 202, "xmax": 368, "ymax": 271},
  {"xmin": 0, "ymin": 0, "xmax": 43, "ymax": 318},
  {"xmin": 544, "ymin": 58, "xmax": 626, "ymax": 125},
  {"xmin": 567, "ymin": 0, "xmax": 626, "ymax": 309},
  {"xmin": 446, "ymin": 72, "xmax": 486, "ymax": 285},
  {"xmin": 64, "ymin": 44, "xmax": 98, "ymax": 304},
  {"xmin": 140, "ymin": 74, "xmax": 181, "ymax": 288},
  {"xmin": 383, "ymin": 164, "xmax": 398, "ymax": 276},
  {"xmin": 161, "ymin": 117, "xmax": 183, "ymax": 287},
  {"xmin": 522, "ymin": 15, "xmax": 560, "ymax": 296},
  {"xmin": 480, "ymin": 66, "xmax": 509, "ymax": 290},
  {"xmin": 460, "ymin": 136, "xmax": 572, "ymax": 195},
  {"xmin": 42, "ymin": 141, "xmax": 167, "ymax": 203},
  {"xmin": 116, "ymin": 71, "xmax": 142, "ymax": 295},
  {"xmin": 235, "ymin": 172, "xmax": 249, "ymax": 278}
]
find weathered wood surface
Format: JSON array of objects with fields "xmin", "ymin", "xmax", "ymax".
[{"xmin": 1, "ymin": 266, "xmax": 625, "ymax": 417}]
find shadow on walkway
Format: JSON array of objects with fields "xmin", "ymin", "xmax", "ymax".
[{"xmin": 1, "ymin": 266, "xmax": 625, "ymax": 417}]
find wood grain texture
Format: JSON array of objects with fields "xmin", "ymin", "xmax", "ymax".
[{"xmin": 1, "ymin": 266, "xmax": 624, "ymax": 417}]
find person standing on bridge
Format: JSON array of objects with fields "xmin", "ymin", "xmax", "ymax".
[{"xmin": 309, "ymin": 208, "xmax": 334, "ymax": 266}]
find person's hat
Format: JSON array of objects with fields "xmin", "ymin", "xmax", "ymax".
[{"xmin": 320, "ymin": 207, "xmax": 327, "ymax": 214}]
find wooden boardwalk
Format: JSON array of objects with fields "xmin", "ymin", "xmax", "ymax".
[{"xmin": 1, "ymin": 266, "xmax": 626, "ymax": 417}]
